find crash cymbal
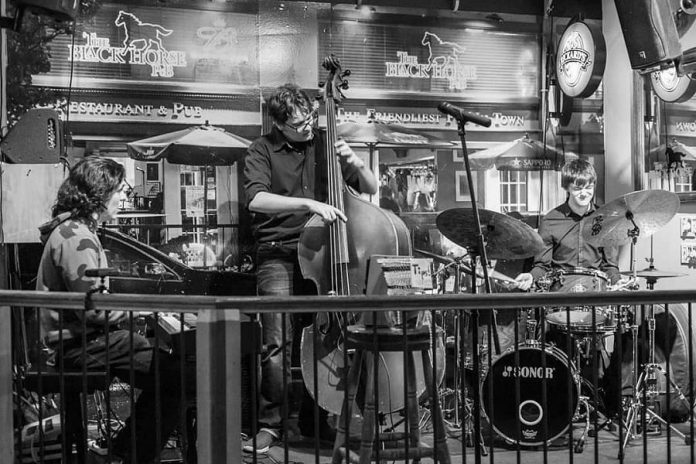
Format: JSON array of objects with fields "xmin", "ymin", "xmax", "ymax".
[
  {"xmin": 620, "ymin": 267, "xmax": 687, "ymax": 279},
  {"xmin": 583, "ymin": 190, "xmax": 680, "ymax": 247},
  {"xmin": 436, "ymin": 208, "xmax": 544, "ymax": 259}
]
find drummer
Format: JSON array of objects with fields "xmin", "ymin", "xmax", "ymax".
[{"xmin": 514, "ymin": 159, "xmax": 624, "ymax": 290}]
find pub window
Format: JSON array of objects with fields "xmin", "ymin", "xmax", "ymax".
[
  {"xmin": 675, "ymin": 167, "xmax": 693, "ymax": 193},
  {"xmin": 500, "ymin": 170, "xmax": 527, "ymax": 212}
]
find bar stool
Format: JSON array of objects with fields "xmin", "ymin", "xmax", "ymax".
[{"xmin": 331, "ymin": 325, "xmax": 450, "ymax": 464}]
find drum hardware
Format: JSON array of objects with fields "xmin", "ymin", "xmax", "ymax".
[
  {"xmin": 579, "ymin": 190, "xmax": 688, "ymax": 455},
  {"xmin": 619, "ymin": 243, "xmax": 692, "ymax": 455},
  {"xmin": 620, "ymin": 302, "xmax": 692, "ymax": 455}
]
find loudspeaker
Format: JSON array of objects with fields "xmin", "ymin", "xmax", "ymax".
[
  {"xmin": 614, "ymin": 0, "xmax": 682, "ymax": 70},
  {"xmin": 18, "ymin": 0, "xmax": 78, "ymax": 22},
  {"xmin": 1, "ymin": 108, "xmax": 64, "ymax": 163}
]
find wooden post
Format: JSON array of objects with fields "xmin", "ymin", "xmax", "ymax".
[
  {"xmin": 196, "ymin": 308, "xmax": 241, "ymax": 463},
  {"xmin": 0, "ymin": 305, "xmax": 14, "ymax": 463}
]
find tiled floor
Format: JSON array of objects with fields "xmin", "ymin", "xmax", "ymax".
[{"xmin": 242, "ymin": 420, "xmax": 696, "ymax": 463}]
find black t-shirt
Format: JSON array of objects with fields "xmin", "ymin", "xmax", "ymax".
[{"xmin": 243, "ymin": 127, "xmax": 361, "ymax": 243}]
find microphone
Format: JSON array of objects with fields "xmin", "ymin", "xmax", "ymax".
[{"xmin": 437, "ymin": 102, "xmax": 492, "ymax": 127}]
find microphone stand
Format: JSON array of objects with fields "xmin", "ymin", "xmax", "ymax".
[{"xmin": 454, "ymin": 116, "xmax": 499, "ymax": 464}]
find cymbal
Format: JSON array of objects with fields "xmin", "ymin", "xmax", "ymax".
[
  {"xmin": 583, "ymin": 190, "xmax": 680, "ymax": 247},
  {"xmin": 337, "ymin": 120, "xmax": 452, "ymax": 147},
  {"xmin": 436, "ymin": 208, "xmax": 544, "ymax": 259},
  {"xmin": 620, "ymin": 267, "xmax": 687, "ymax": 279}
]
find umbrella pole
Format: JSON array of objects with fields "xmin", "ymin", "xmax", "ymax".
[{"xmin": 203, "ymin": 165, "xmax": 208, "ymax": 267}]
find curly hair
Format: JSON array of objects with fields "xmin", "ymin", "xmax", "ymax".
[
  {"xmin": 52, "ymin": 156, "xmax": 125, "ymax": 225},
  {"xmin": 266, "ymin": 84, "xmax": 314, "ymax": 125}
]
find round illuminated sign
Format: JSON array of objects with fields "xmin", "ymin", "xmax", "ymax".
[
  {"xmin": 650, "ymin": 66, "xmax": 696, "ymax": 103},
  {"xmin": 556, "ymin": 19, "xmax": 606, "ymax": 99}
]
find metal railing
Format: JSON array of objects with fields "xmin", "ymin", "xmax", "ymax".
[{"xmin": 3, "ymin": 289, "xmax": 696, "ymax": 463}]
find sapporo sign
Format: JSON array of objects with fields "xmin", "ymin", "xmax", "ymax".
[
  {"xmin": 384, "ymin": 32, "xmax": 477, "ymax": 91},
  {"xmin": 556, "ymin": 19, "xmax": 605, "ymax": 99},
  {"xmin": 68, "ymin": 10, "xmax": 187, "ymax": 77}
]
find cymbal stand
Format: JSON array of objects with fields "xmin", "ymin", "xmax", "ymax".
[
  {"xmin": 620, "ymin": 220, "xmax": 690, "ymax": 457},
  {"xmin": 435, "ymin": 257, "xmax": 488, "ymax": 456}
]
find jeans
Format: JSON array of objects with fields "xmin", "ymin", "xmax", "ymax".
[
  {"xmin": 255, "ymin": 241, "xmax": 316, "ymax": 431},
  {"xmin": 60, "ymin": 329, "xmax": 194, "ymax": 463}
]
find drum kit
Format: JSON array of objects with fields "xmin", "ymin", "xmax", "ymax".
[{"xmin": 430, "ymin": 189, "xmax": 687, "ymax": 452}]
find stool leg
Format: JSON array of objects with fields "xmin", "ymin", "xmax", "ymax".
[
  {"xmin": 405, "ymin": 352, "xmax": 422, "ymax": 462},
  {"xmin": 359, "ymin": 354, "xmax": 376, "ymax": 464},
  {"xmin": 332, "ymin": 349, "xmax": 364, "ymax": 464},
  {"xmin": 64, "ymin": 391, "xmax": 86, "ymax": 464},
  {"xmin": 422, "ymin": 350, "xmax": 451, "ymax": 464}
]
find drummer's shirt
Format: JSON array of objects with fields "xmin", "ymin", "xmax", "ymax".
[{"xmin": 529, "ymin": 201, "xmax": 620, "ymax": 283}]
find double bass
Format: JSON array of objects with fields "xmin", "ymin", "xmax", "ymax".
[{"xmin": 299, "ymin": 55, "xmax": 429, "ymax": 415}]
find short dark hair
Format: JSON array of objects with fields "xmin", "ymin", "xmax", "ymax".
[
  {"xmin": 266, "ymin": 84, "xmax": 314, "ymax": 124},
  {"xmin": 53, "ymin": 156, "xmax": 125, "ymax": 224},
  {"xmin": 561, "ymin": 158, "xmax": 596, "ymax": 190}
]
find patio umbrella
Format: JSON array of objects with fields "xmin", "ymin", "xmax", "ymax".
[
  {"xmin": 467, "ymin": 134, "xmax": 577, "ymax": 171},
  {"xmin": 338, "ymin": 119, "xmax": 453, "ymax": 148},
  {"xmin": 337, "ymin": 117, "xmax": 452, "ymax": 170},
  {"xmin": 126, "ymin": 122, "xmax": 252, "ymax": 166},
  {"xmin": 127, "ymin": 123, "xmax": 252, "ymax": 267}
]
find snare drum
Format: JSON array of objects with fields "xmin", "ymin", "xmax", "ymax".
[
  {"xmin": 549, "ymin": 267, "xmax": 609, "ymax": 293},
  {"xmin": 481, "ymin": 342, "xmax": 579, "ymax": 446},
  {"xmin": 545, "ymin": 307, "xmax": 615, "ymax": 334},
  {"xmin": 546, "ymin": 268, "xmax": 612, "ymax": 334}
]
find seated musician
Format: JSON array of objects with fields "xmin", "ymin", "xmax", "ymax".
[
  {"xmin": 514, "ymin": 158, "xmax": 621, "ymax": 291},
  {"xmin": 36, "ymin": 157, "xmax": 193, "ymax": 464},
  {"xmin": 242, "ymin": 84, "xmax": 378, "ymax": 453}
]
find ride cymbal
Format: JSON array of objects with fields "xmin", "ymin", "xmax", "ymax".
[
  {"xmin": 582, "ymin": 190, "xmax": 680, "ymax": 247},
  {"xmin": 436, "ymin": 208, "xmax": 544, "ymax": 259}
]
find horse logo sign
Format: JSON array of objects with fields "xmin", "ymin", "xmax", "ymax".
[
  {"xmin": 67, "ymin": 10, "xmax": 187, "ymax": 78},
  {"xmin": 115, "ymin": 11, "xmax": 173, "ymax": 51},
  {"xmin": 384, "ymin": 32, "xmax": 476, "ymax": 91}
]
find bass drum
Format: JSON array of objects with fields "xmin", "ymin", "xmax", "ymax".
[{"xmin": 481, "ymin": 343, "xmax": 579, "ymax": 446}]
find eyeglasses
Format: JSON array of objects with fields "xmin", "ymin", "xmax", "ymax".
[
  {"xmin": 283, "ymin": 110, "xmax": 318, "ymax": 133},
  {"xmin": 569, "ymin": 184, "xmax": 595, "ymax": 193}
]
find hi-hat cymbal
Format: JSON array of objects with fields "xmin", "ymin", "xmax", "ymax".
[
  {"xmin": 582, "ymin": 190, "xmax": 680, "ymax": 247},
  {"xmin": 620, "ymin": 267, "xmax": 687, "ymax": 279},
  {"xmin": 436, "ymin": 208, "xmax": 544, "ymax": 259}
]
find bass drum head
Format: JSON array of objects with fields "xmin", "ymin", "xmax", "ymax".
[{"xmin": 481, "ymin": 344, "xmax": 578, "ymax": 446}]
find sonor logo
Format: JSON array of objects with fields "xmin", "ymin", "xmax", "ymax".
[{"xmin": 501, "ymin": 365, "xmax": 556, "ymax": 379}]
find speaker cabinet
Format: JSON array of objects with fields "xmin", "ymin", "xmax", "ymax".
[
  {"xmin": 1, "ymin": 108, "xmax": 64, "ymax": 164},
  {"xmin": 614, "ymin": 0, "xmax": 682, "ymax": 70}
]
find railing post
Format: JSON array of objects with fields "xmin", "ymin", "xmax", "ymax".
[
  {"xmin": 0, "ymin": 305, "xmax": 14, "ymax": 464},
  {"xmin": 196, "ymin": 308, "xmax": 241, "ymax": 464}
]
